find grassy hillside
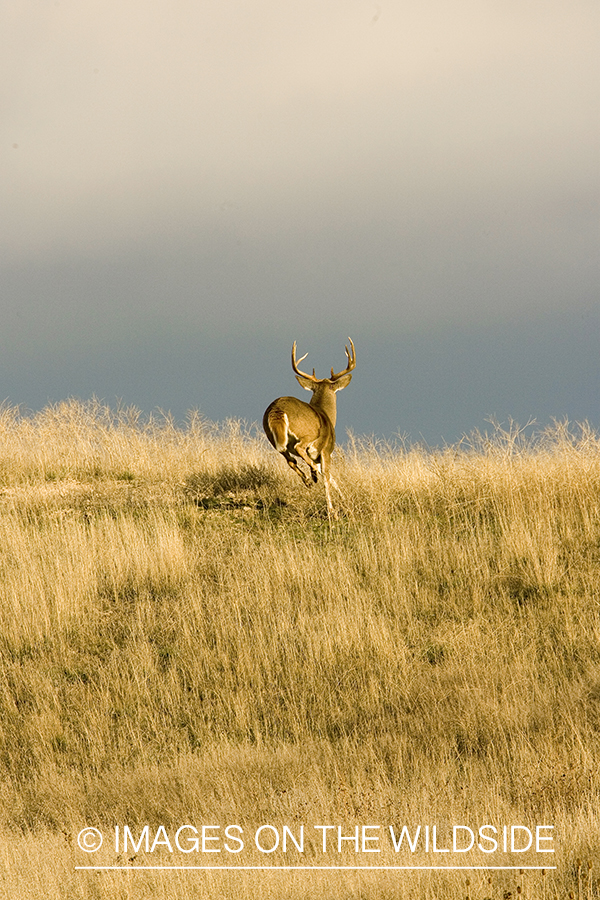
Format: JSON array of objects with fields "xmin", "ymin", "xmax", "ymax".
[{"xmin": 0, "ymin": 400, "xmax": 598, "ymax": 899}]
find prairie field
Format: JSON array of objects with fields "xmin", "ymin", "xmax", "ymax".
[{"xmin": 0, "ymin": 400, "xmax": 599, "ymax": 899}]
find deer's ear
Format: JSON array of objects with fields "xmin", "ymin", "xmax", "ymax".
[
  {"xmin": 295, "ymin": 374, "xmax": 316, "ymax": 392},
  {"xmin": 332, "ymin": 373, "xmax": 352, "ymax": 391}
]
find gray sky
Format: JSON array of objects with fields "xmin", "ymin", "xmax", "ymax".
[{"xmin": 1, "ymin": 0, "xmax": 598, "ymax": 443}]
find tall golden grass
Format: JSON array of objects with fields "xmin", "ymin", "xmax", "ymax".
[{"xmin": 0, "ymin": 400, "xmax": 598, "ymax": 899}]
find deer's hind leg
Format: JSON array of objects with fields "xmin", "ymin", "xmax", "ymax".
[
  {"xmin": 292, "ymin": 442, "xmax": 321, "ymax": 484},
  {"xmin": 282, "ymin": 451, "xmax": 313, "ymax": 488}
]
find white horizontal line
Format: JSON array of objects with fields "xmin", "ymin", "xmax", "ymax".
[{"xmin": 75, "ymin": 865, "xmax": 557, "ymax": 871}]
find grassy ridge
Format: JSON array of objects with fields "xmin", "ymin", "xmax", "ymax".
[{"xmin": 0, "ymin": 401, "xmax": 599, "ymax": 899}]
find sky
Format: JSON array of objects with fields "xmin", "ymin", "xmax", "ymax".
[{"xmin": 1, "ymin": 0, "xmax": 598, "ymax": 444}]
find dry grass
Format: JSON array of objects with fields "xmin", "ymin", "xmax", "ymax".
[{"xmin": 0, "ymin": 400, "xmax": 599, "ymax": 899}]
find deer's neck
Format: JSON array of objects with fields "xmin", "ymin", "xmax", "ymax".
[{"xmin": 310, "ymin": 386, "xmax": 337, "ymax": 426}]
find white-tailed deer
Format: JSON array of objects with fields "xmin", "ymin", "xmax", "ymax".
[{"xmin": 263, "ymin": 338, "xmax": 356, "ymax": 516}]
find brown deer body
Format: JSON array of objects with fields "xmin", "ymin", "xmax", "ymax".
[{"xmin": 263, "ymin": 339, "xmax": 356, "ymax": 516}]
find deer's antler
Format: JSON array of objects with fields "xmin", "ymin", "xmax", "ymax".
[
  {"xmin": 330, "ymin": 337, "xmax": 356, "ymax": 380},
  {"xmin": 291, "ymin": 342, "xmax": 318, "ymax": 382}
]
